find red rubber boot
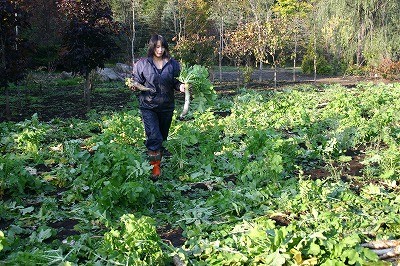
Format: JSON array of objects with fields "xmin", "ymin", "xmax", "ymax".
[
  {"xmin": 148, "ymin": 150, "xmax": 162, "ymax": 180},
  {"xmin": 150, "ymin": 160, "xmax": 161, "ymax": 179}
]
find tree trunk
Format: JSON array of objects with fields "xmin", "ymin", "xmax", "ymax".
[
  {"xmin": 313, "ymin": 22, "xmax": 317, "ymax": 82},
  {"xmin": 293, "ymin": 30, "xmax": 297, "ymax": 82},
  {"xmin": 313, "ymin": 53, "xmax": 317, "ymax": 82},
  {"xmin": 1, "ymin": 33, "xmax": 8, "ymax": 120},
  {"xmin": 236, "ymin": 60, "xmax": 241, "ymax": 89},
  {"xmin": 5, "ymin": 87, "xmax": 11, "ymax": 120},
  {"xmin": 131, "ymin": 0, "xmax": 136, "ymax": 65},
  {"xmin": 173, "ymin": 1, "xmax": 178, "ymax": 38},
  {"xmin": 273, "ymin": 59, "xmax": 277, "ymax": 88},
  {"xmin": 218, "ymin": 17, "xmax": 223, "ymax": 82},
  {"xmin": 356, "ymin": 22, "xmax": 365, "ymax": 66},
  {"xmin": 249, "ymin": 0, "xmax": 264, "ymax": 83},
  {"xmin": 84, "ymin": 72, "xmax": 92, "ymax": 110}
]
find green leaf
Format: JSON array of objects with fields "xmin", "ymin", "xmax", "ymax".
[
  {"xmin": 265, "ymin": 251, "xmax": 286, "ymax": 266},
  {"xmin": 362, "ymin": 248, "xmax": 379, "ymax": 261},
  {"xmin": 0, "ymin": 231, "xmax": 5, "ymax": 251},
  {"xmin": 30, "ymin": 228, "xmax": 53, "ymax": 243},
  {"xmin": 308, "ymin": 242, "xmax": 321, "ymax": 255},
  {"xmin": 321, "ymin": 259, "xmax": 346, "ymax": 266},
  {"xmin": 20, "ymin": 206, "xmax": 34, "ymax": 215},
  {"xmin": 342, "ymin": 234, "xmax": 360, "ymax": 246},
  {"xmin": 341, "ymin": 249, "xmax": 360, "ymax": 265}
]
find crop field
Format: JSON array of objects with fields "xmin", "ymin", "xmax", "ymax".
[{"xmin": 1, "ymin": 81, "xmax": 400, "ymax": 265}]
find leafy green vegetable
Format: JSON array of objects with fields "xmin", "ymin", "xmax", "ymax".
[
  {"xmin": 0, "ymin": 231, "xmax": 5, "ymax": 252},
  {"xmin": 1, "ymin": 82, "xmax": 400, "ymax": 265},
  {"xmin": 177, "ymin": 63, "xmax": 216, "ymax": 118},
  {"xmin": 100, "ymin": 214, "xmax": 166, "ymax": 265}
]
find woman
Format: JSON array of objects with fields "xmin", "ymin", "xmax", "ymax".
[{"xmin": 130, "ymin": 34, "xmax": 185, "ymax": 179}]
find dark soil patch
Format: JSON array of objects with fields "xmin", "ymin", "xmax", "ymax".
[
  {"xmin": 35, "ymin": 163, "xmax": 52, "ymax": 174},
  {"xmin": 306, "ymin": 167, "xmax": 330, "ymax": 180},
  {"xmin": 270, "ymin": 213, "xmax": 291, "ymax": 226},
  {"xmin": 48, "ymin": 219, "xmax": 80, "ymax": 241},
  {"xmin": 213, "ymin": 111, "xmax": 231, "ymax": 117},
  {"xmin": 300, "ymin": 147, "xmax": 400, "ymax": 196},
  {"xmin": 211, "ymin": 69, "xmax": 394, "ymax": 88},
  {"xmin": 305, "ymin": 148, "xmax": 366, "ymax": 180},
  {"xmin": 45, "ymin": 187, "xmax": 69, "ymax": 200},
  {"xmin": 180, "ymin": 182, "xmax": 215, "ymax": 199},
  {"xmin": 223, "ymin": 174, "xmax": 237, "ymax": 184},
  {"xmin": 341, "ymin": 152, "xmax": 366, "ymax": 177},
  {"xmin": 0, "ymin": 218, "xmax": 14, "ymax": 231},
  {"xmin": 157, "ymin": 224, "xmax": 186, "ymax": 247},
  {"xmin": 0, "ymin": 85, "xmax": 133, "ymax": 122}
]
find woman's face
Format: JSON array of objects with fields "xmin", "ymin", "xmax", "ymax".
[{"xmin": 154, "ymin": 40, "xmax": 165, "ymax": 58}]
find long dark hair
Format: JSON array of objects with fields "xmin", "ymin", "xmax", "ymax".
[{"xmin": 147, "ymin": 34, "xmax": 170, "ymax": 59}]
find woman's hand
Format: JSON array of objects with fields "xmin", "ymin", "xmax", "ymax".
[
  {"xmin": 179, "ymin": 83, "xmax": 186, "ymax": 93},
  {"xmin": 125, "ymin": 78, "xmax": 155, "ymax": 92}
]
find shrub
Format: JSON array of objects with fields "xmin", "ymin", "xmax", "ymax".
[
  {"xmin": 30, "ymin": 45, "xmax": 60, "ymax": 70},
  {"xmin": 375, "ymin": 58, "xmax": 400, "ymax": 80},
  {"xmin": 241, "ymin": 66, "xmax": 254, "ymax": 85},
  {"xmin": 301, "ymin": 53, "xmax": 334, "ymax": 75},
  {"xmin": 345, "ymin": 64, "xmax": 369, "ymax": 76}
]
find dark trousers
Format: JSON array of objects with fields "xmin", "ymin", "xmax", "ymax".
[{"xmin": 140, "ymin": 109, "xmax": 173, "ymax": 151}]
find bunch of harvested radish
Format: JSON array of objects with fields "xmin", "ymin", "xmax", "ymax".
[
  {"xmin": 125, "ymin": 78, "xmax": 155, "ymax": 92},
  {"xmin": 362, "ymin": 239, "xmax": 400, "ymax": 261},
  {"xmin": 177, "ymin": 64, "xmax": 216, "ymax": 119}
]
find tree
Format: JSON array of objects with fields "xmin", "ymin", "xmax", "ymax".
[
  {"xmin": 224, "ymin": 23, "xmax": 255, "ymax": 87},
  {"xmin": 57, "ymin": 0, "xmax": 119, "ymax": 109},
  {"xmin": 314, "ymin": 0, "xmax": 400, "ymax": 69},
  {"xmin": 247, "ymin": 0, "xmax": 273, "ymax": 81},
  {"xmin": 164, "ymin": 0, "xmax": 216, "ymax": 67},
  {"xmin": 273, "ymin": 0, "xmax": 312, "ymax": 81},
  {"xmin": 108, "ymin": 0, "xmax": 139, "ymax": 64},
  {"xmin": 163, "ymin": 0, "xmax": 211, "ymax": 40},
  {"xmin": 172, "ymin": 34, "xmax": 216, "ymax": 66},
  {"xmin": 27, "ymin": 0, "xmax": 61, "ymax": 70},
  {"xmin": 0, "ymin": 0, "xmax": 30, "ymax": 120},
  {"xmin": 209, "ymin": 0, "xmax": 245, "ymax": 81},
  {"xmin": 261, "ymin": 18, "xmax": 291, "ymax": 87},
  {"xmin": 108, "ymin": 0, "xmax": 169, "ymax": 64}
]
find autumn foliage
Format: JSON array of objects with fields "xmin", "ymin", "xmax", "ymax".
[{"xmin": 376, "ymin": 58, "xmax": 400, "ymax": 80}]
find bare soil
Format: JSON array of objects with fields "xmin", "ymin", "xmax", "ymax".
[
  {"xmin": 157, "ymin": 224, "xmax": 186, "ymax": 247},
  {"xmin": 211, "ymin": 68, "xmax": 392, "ymax": 87}
]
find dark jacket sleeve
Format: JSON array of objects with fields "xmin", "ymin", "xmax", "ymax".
[{"xmin": 132, "ymin": 58, "xmax": 145, "ymax": 85}]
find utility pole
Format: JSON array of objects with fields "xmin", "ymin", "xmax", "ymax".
[
  {"xmin": 15, "ymin": 12, "xmax": 18, "ymax": 50},
  {"xmin": 131, "ymin": 0, "xmax": 136, "ymax": 66}
]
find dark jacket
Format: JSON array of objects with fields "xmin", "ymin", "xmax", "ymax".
[{"xmin": 132, "ymin": 57, "xmax": 181, "ymax": 111}]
